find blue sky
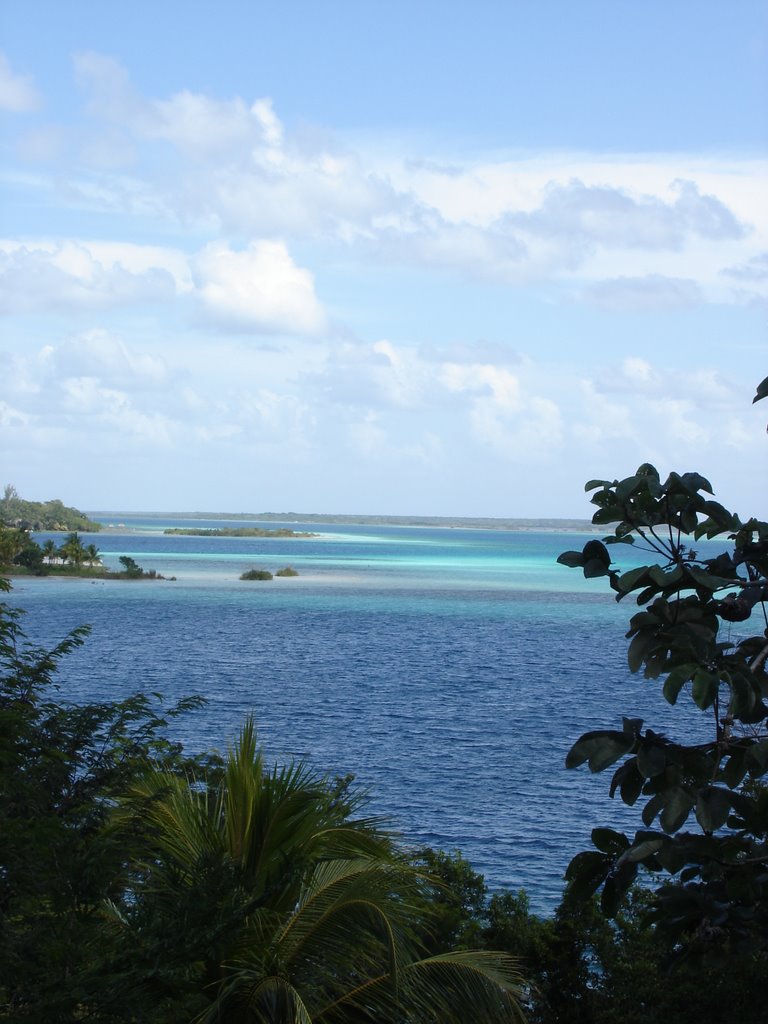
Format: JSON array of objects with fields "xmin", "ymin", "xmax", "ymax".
[{"xmin": 1, "ymin": 1, "xmax": 766, "ymax": 516}]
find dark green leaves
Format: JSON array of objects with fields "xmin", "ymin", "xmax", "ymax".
[
  {"xmin": 636, "ymin": 741, "xmax": 666, "ymax": 779},
  {"xmin": 566, "ymin": 722, "xmax": 639, "ymax": 773},
  {"xmin": 695, "ymin": 787, "xmax": 732, "ymax": 833},
  {"xmin": 556, "ymin": 540, "xmax": 612, "ymax": 579},
  {"xmin": 557, "ymin": 550, "xmax": 587, "ymax": 568},
  {"xmin": 559, "ymin": 422, "xmax": 768, "ymax": 932},
  {"xmin": 659, "ymin": 788, "xmax": 696, "ymax": 832},
  {"xmin": 591, "ymin": 827, "xmax": 629, "ymax": 855},
  {"xmin": 691, "ymin": 668, "xmax": 719, "ymax": 710}
]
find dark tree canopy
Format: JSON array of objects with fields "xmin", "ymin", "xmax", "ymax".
[{"xmin": 0, "ymin": 485, "xmax": 102, "ymax": 532}]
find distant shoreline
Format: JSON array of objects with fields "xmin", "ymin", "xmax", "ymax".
[{"xmin": 88, "ymin": 511, "xmax": 598, "ymax": 533}]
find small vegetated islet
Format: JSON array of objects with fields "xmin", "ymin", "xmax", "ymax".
[
  {"xmin": 240, "ymin": 568, "xmax": 274, "ymax": 581},
  {"xmin": 240, "ymin": 566, "xmax": 299, "ymax": 581}
]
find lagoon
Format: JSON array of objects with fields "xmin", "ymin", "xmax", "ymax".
[{"xmin": 6, "ymin": 517, "xmax": 713, "ymax": 914}]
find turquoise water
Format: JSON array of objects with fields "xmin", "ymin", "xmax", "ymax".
[{"xmin": 7, "ymin": 518, "xmax": 715, "ymax": 913}]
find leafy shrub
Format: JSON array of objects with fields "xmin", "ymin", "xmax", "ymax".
[
  {"xmin": 275, "ymin": 566, "xmax": 299, "ymax": 577},
  {"xmin": 118, "ymin": 555, "xmax": 144, "ymax": 578},
  {"xmin": 239, "ymin": 568, "xmax": 273, "ymax": 581}
]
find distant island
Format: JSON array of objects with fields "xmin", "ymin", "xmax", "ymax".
[
  {"xmin": 163, "ymin": 527, "xmax": 317, "ymax": 538},
  {"xmin": 240, "ymin": 566, "xmax": 300, "ymax": 581},
  {"xmin": 0, "ymin": 484, "xmax": 102, "ymax": 532}
]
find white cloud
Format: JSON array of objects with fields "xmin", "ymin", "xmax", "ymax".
[
  {"xmin": 389, "ymin": 155, "xmax": 763, "ymax": 233},
  {"xmin": 346, "ymin": 410, "xmax": 442, "ymax": 464},
  {"xmin": 622, "ymin": 357, "xmax": 655, "ymax": 385},
  {"xmin": 348, "ymin": 410, "xmax": 388, "ymax": 457},
  {"xmin": 570, "ymin": 362, "xmax": 760, "ymax": 485},
  {"xmin": 251, "ymin": 98, "xmax": 283, "ymax": 148},
  {"xmin": 0, "ymin": 241, "xmax": 179, "ymax": 313},
  {"xmin": 67, "ymin": 55, "xmax": 399, "ymax": 238},
  {"xmin": 9, "ymin": 55, "xmax": 760, "ymax": 302},
  {"xmin": 580, "ymin": 274, "xmax": 703, "ymax": 311},
  {"xmin": 440, "ymin": 363, "xmax": 522, "ymax": 408},
  {"xmin": 0, "ymin": 54, "xmax": 40, "ymax": 113},
  {"xmin": 370, "ymin": 220, "xmax": 528, "ymax": 279},
  {"xmin": 722, "ymin": 252, "xmax": 768, "ymax": 282},
  {"xmin": 383, "ymin": 157, "xmax": 763, "ymax": 290},
  {"xmin": 418, "ymin": 340, "xmax": 523, "ymax": 366},
  {"xmin": 572, "ymin": 380, "xmax": 638, "ymax": 446},
  {"xmin": 590, "ymin": 359, "xmax": 744, "ymax": 407},
  {"xmin": 146, "ymin": 91, "xmax": 281, "ymax": 159},
  {"xmin": 193, "ymin": 240, "xmax": 328, "ymax": 336},
  {"xmin": 0, "ymin": 335, "xmax": 179, "ymax": 453},
  {"xmin": 649, "ymin": 398, "xmax": 710, "ymax": 446},
  {"xmin": 439, "ymin": 362, "xmax": 562, "ymax": 457},
  {"xmin": 308, "ymin": 339, "xmax": 451, "ymax": 411},
  {"xmin": 0, "ymin": 399, "xmax": 30, "ymax": 428},
  {"xmin": 232, "ymin": 389, "xmax": 314, "ymax": 449},
  {"xmin": 16, "ymin": 125, "xmax": 66, "ymax": 162},
  {"xmin": 301, "ymin": 340, "xmax": 565, "ymax": 463},
  {"xmin": 73, "ymin": 51, "xmax": 142, "ymax": 123},
  {"xmin": 469, "ymin": 393, "xmax": 562, "ymax": 459},
  {"xmin": 50, "ymin": 329, "xmax": 168, "ymax": 387},
  {"xmin": 502, "ymin": 178, "xmax": 745, "ymax": 257},
  {"xmin": 368, "ymin": 340, "xmax": 432, "ymax": 407},
  {"xmin": 60, "ymin": 376, "xmax": 176, "ymax": 445}
]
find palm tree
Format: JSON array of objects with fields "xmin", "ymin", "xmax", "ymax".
[
  {"xmin": 118, "ymin": 721, "xmax": 526, "ymax": 1023},
  {"xmin": 84, "ymin": 543, "xmax": 100, "ymax": 568},
  {"xmin": 0, "ymin": 527, "xmax": 27, "ymax": 569},
  {"xmin": 206, "ymin": 858, "xmax": 526, "ymax": 1024},
  {"xmin": 59, "ymin": 532, "xmax": 86, "ymax": 568},
  {"xmin": 41, "ymin": 539, "xmax": 57, "ymax": 565}
]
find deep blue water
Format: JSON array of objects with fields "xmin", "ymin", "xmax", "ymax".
[{"xmin": 6, "ymin": 519, "xmax": 717, "ymax": 914}]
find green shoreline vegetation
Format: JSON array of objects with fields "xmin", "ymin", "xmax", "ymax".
[
  {"xmin": 159, "ymin": 513, "xmax": 594, "ymax": 531},
  {"xmin": 0, "ymin": 484, "xmax": 102, "ymax": 532},
  {"xmin": 164, "ymin": 526, "xmax": 317, "ymax": 538},
  {"xmin": 0, "ymin": 529, "xmax": 172, "ymax": 581}
]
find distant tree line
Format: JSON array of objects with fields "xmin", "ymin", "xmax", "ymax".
[
  {"xmin": 0, "ymin": 529, "xmax": 100, "ymax": 573},
  {"xmin": 164, "ymin": 527, "xmax": 316, "ymax": 538},
  {"xmin": 0, "ymin": 484, "xmax": 102, "ymax": 532},
  {"xmin": 169, "ymin": 512, "xmax": 596, "ymax": 531},
  {"xmin": 0, "ymin": 531, "xmax": 165, "ymax": 579}
]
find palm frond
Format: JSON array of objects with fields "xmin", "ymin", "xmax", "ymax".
[
  {"xmin": 316, "ymin": 949, "xmax": 527, "ymax": 1024},
  {"xmin": 199, "ymin": 971, "xmax": 313, "ymax": 1024},
  {"xmin": 126, "ymin": 770, "xmax": 221, "ymax": 873},
  {"xmin": 277, "ymin": 859, "xmax": 408, "ymax": 974}
]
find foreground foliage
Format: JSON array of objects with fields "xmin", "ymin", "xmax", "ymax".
[
  {"xmin": 556, "ymin": 376, "xmax": 768, "ymax": 973},
  {"xmin": 412, "ymin": 849, "xmax": 768, "ymax": 1024},
  {"xmin": 559, "ymin": 465, "xmax": 768, "ymax": 945},
  {"xmin": 0, "ymin": 585, "xmax": 205, "ymax": 1020}
]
